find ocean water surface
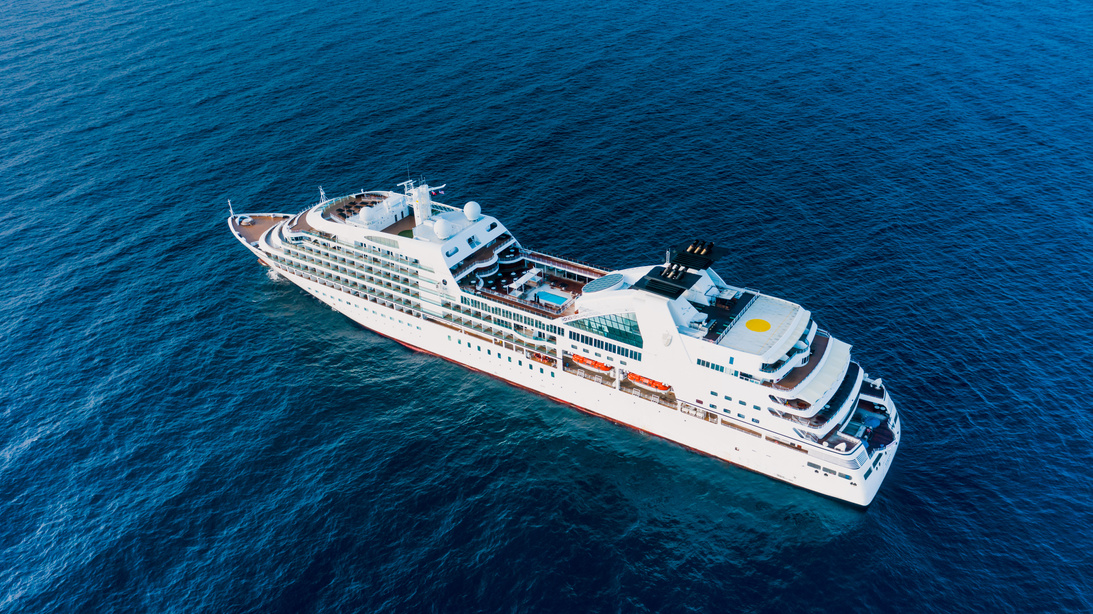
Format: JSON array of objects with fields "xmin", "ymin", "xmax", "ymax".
[{"xmin": 2, "ymin": 0, "xmax": 1092, "ymax": 611}]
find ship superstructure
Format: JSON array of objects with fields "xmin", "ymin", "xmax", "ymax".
[{"xmin": 228, "ymin": 181, "xmax": 900, "ymax": 505}]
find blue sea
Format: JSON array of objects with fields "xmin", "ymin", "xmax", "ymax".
[{"xmin": 2, "ymin": 0, "xmax": 1092, "ymax": 611}]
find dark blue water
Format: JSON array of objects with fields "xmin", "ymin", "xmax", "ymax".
[{"xmin": 3, "ymin": 0, "xmax": 1092, "ymax": 611}]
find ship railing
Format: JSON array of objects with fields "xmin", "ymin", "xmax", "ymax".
[
  {"xmin": 451, "ymin": 251, "xmax": 499, "ymax": 282},
  {"xmin": 760, "ymin": 342, "xmax": 810, "ymax": 373},
  {"xmin": 278, "ymin": 259, "xmax": 425, "ymax": 312},
  {"xmin": 446, "ymin": 314, "xmax": 556, "ymax": 357},
  {"xmin": 282, "ymin": 246, "xmax": 422, "ymax": 295},
  {"xmin": 476, "ymin": 285, "xmax": 569, "ymax": 316},
  {"xmin": 522, "ymin": 250, "xmax": 609, "ymax": 280},
  {"xmin": 563, "ymin": 365, "xmax": 613, "ymax": 388},
  {"xmin": 622, "ymin": 385, "xmax": 677, "ymax": 409},
  {"xmin": 298, "ymin": 229, "xmax": 433, "ymax": 272},
  {"xmin": 679, "ymin": 401, "xmax": 722, "ymax": 424}
]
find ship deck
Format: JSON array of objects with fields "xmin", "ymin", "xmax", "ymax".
[
  {"xmin": 472, "ymin": 268, "xmax": 587, "ymax": 319},
  {"xmin": 381, "ymin": 215, "xmax": 416, "ymax": 237},
  {"xmin": 771, "ymin": 332, "xmax": 831, "ymax": 392},
  {"xmin": 322, "ymin": 193, "xmax": 388, "ymax": 224},
  {"xmin": 230, "ymin": 214, "xmax": 290, "ymax": 245}
]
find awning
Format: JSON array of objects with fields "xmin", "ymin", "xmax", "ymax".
[{"xmin": 509, "ymin": 267, "xmax": 541, "ymax": 290}]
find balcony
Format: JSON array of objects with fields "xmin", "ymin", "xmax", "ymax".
[
  {"xmin": 769, "ymin": 332, "xmax": 830, "ymax": 392},
  {"xmin": 451, "ymin": 251, "xmax": 499, "ymax": 282}
]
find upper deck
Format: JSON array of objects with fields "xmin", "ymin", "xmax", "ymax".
[
  {"xmin": 462, "ymin": 248, "xmax": 599, "ymax": 320},
  {"xmin": 716, "ymin": 293, "xmax": 801, "ymax": 355}
]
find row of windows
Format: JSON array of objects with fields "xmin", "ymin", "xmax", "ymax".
[
  {"xmin": 568, "ymin": 331, "xmax": 641, "ymax": 361},
  {"xmin": 460, "ymin": 296, "xmax": 563, "ymax": 336},
  {"xmin": 807, "ymin": 461, "xmax": 853, "ymax": 480},
  {"xmin": 287, "ymin": 243, "xmax": 419, "ymax": 293},
  {"xmin": 269, "ymin": 256, "xmax": 420, "ymax": 310},
  {"xmin": 697, "ymin": 358, "xmax": 729, "ymax": 372},
  {"xmin": 274, "ymin": 252, "xmax": 419, "ymax": 305},
  {"xmin": 300, "ymin": 231, "xmax": 427, "ymax": 272},
  {"xmin": 569, "ymin": 345, "xmax": 628, "ymax": 366},
  {"xmin": 705, "ymin": 390, "xmax": 759, "ymax": 412},
  {"xmin": 445, "ymin": 313, "xmax": 557, "ymax": 357},
  {"xmin": 696, "ymin": 396, "xmax": 763, "ymax": 425},
  {"xmin": 448, "ymin": 335, "xmax": 555, "ymax": 376}
]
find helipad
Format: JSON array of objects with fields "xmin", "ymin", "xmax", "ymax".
[{"xmin": 746, "ymin": 318, "xmax": 771, "ymax": 332}]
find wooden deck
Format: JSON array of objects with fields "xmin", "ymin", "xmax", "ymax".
[
  {"xmin": 771, "ymin": 332, "xmax": 830, "ymax": 391},
  {"xmin": 230, "ymin": 214, "xmax": 290, "ymax": 244},
  {"xmin": 380, "ymin": 214, "xmax": 416, "ymax": 236},
  {"xmin": 323, "ymin": 194, "xmax": 387, "ymax": 223}
]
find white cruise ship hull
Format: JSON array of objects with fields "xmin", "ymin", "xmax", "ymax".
[{"xmin": 241, "ymin": 240, "xmax": 899, "ymax": 506}]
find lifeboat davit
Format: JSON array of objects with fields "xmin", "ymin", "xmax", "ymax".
[
  {"xmin": 572, "ymin": 354, "xmax": 611, "ymax": 372},
  {"xmin": 627, "ymin": 372, "xmax": 670, "ymax": 391}
]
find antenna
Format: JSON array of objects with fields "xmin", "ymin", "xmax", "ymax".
[{"xmin": 228, "ymin": 199, "xmax": 234, "ymax": 217}]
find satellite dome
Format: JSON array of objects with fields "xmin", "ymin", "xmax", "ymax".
[
  {"xmin": 360, "ymin": 205, "xmax": 380, "ymax": 221},
  {"xmin": 434, "ymin": 218, "xmax": 455, "ymax": 240},
  {"xmin": 464, "ymin": 201, "xmax": 482, "ymax": 221}
]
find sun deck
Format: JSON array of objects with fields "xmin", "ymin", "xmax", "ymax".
[{"xmin": 322, "ymin": 193, "xmax": 388, "ymax": 223}]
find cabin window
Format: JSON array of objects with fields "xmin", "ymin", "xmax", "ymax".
[
  {"xmin": 710, "ymin": 391, "xmax": 717, "ymax": 396},
  {"xmin": 807, "ymin": 462, "xmax": 821, "ymax": 470},
  {"xmin": 752, "ymin": 418, "xmax": 759, "ymax": 424},
  {"xmin": 739, "ymin": 400, "xmax": 746, "ymax": 406}
]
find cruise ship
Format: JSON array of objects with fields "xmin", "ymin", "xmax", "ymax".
[{"xmin": 228, "ymin": 180, "xmax": 901, "ymax": 506}]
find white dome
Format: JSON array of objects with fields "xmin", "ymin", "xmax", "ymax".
[
  {"xmin": 464, "ymin": 201, "xmax": 482, "ymax": 221},
  {"xmin": 359, "ymin": 206, "xmax": 380, "ymax": 221},
  {"xmin": 434, "ymin": 218, "xmax": 455, "ymax": 239}
]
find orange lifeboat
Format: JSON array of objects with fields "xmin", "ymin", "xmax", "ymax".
[
  {"xmin": 572, "ymin": 354, "xmax": 611, "ymax": 372},
  {"xmin": 627, "ymin": 372, "xmax": 670, "ymax": 391}
]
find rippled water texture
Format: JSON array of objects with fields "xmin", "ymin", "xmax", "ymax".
[{"xmin": 2, "ymin": 0, "xmax": 1092, "ymax": 611}]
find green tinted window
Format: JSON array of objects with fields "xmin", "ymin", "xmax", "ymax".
[{"xmin": 569, "ymin": 312, "xmax": 643, "ymax": 348}]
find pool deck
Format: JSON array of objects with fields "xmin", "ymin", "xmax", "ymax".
[{"xmin": 534, "ymin": 288, "xmax": 571, "ymax": 307}]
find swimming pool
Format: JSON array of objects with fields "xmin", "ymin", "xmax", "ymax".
[{"xmin": 537, "ymin": 290, "xmax": 569, "ymax": 307}]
